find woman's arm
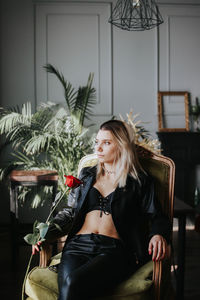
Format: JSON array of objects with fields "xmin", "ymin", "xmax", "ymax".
[
  {"xmin": 32, "ymin": 167, "xmax": 89, "ymax": 254},
  {"xmin": 45, "ymin": 207, "xmax": 74, "ymax": 241},
  {"xmin": 32, "ymin": 184, "xmax": 79, "ymax": 254},
  {"xmin": 32, "ymin": 167, "xmax": 88, "ymax": 254},
  {"xmin": 140, "ymin": 174, "xmax": 171, "ymax": 260},
  {"xmin": 32, "ymin": 206, "xmax": 74, "ymax": 254}
]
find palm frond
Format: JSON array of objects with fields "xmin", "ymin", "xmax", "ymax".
[
  {"xmin": 33, "ymin": 103, "xmax": 62, "ymax": 129},
  {"xmin": 73, "ymin": 73, "xmax": 96, "ymax": 130},
  {"xmin": 7, "ymin": 125, "xmax": 31, "ymax": 149},
  {"xmin": 24, "ymin": 130, "xmax": 60, "ymax": 155},
  {"xmin": 44, "ymin": 64, "xmax": 77, "ymax": 113},
  {"xmin": 0, "ymin": 102, "xmax": 32, "ymax": 136}
]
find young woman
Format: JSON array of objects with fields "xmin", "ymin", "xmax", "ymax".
[{"xmin": 33, "ymin": 120, "xmax": 170, "ymax": 300}]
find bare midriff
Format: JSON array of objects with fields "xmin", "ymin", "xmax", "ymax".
[{"xmin": 76, "ymin": 210, "xmax": 120, "ymax": 239}]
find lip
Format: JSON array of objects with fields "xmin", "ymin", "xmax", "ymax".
[{"xmin": 97, "ymin": 154, "xmax": 104, "ymax": 158}]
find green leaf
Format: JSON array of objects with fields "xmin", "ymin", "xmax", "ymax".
[
  {"xmin": 24, "ymin": 233, "xmax": 39, "ymax": 245},
  {"xmin": 33, "ymin": 220, "xmax": 40, "ymax": 234},
  {"xmin": 36, "ymin": 222, "xmax": 49, "ymax": 239}
]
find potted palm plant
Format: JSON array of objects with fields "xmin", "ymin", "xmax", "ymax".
[{"xmin": 0, "ymin": 64, "xmax": 96, "ymax": 207}]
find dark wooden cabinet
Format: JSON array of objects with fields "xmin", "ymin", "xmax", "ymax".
[{"xmin": 157, "ymin": 132, "xmax": 200, "ymax": 206}]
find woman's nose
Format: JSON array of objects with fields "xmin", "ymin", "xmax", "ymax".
[{"xmin": 96, "ymin": 144, "xmax": 103, "ymax": 152}]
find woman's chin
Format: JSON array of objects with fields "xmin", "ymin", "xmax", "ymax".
[{"xmin": 97, "ymin": 155, "xmax": 104, "ymax": 161}]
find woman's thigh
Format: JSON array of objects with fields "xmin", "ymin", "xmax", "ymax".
[{"xmin": 58, "ymin": 250, "xmax": 131, "ymax": 300}]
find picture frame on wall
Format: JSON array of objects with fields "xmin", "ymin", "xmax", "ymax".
[{"xmin": 158, "ymin": 91, "xmax": 189, "ymax": 132}]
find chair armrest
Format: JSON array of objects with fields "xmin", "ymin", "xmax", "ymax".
[
  {"xmin": 38, "ymin": 221, "xmax": 70, "ymax": 268},
  {"xmin": 153, "ymin": 260, "xmax": 162, "ymax": 300},
  {"xmin": 39, "ymin": 236, "xmax": 67, "ymax": 267},
  {"xmin": 152, "ymin": 244, "xmax": 171, "ymax": 300}
]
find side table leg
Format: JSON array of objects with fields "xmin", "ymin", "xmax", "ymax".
[
  {"xmin": 52, "ymin": 182, "xmax": 58, "ymax": 255},
  {"xmin": 10, "ymin": 183, "xmax": 19, "ymax": 270},
  {"xmin": 176, "ymin": 215, "xmax": 186, "ymax": 299},
  {"xmin": 52, "ymin": 182, "xmax": 58, "ymax": 212}
]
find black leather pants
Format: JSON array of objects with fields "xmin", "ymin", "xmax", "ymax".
[{"xmin": 58, "ymin": 233, "xmax": 135, "ymax": 300}]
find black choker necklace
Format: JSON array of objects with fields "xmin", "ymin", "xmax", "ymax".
[{"xmin": 103, "ymin": 167, "xmax": 115, "ymax": 174}]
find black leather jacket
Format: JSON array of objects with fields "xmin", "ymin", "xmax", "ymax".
[{"xmin": 51, "ymin": 166, "xmax": 171, "ymax": 264}]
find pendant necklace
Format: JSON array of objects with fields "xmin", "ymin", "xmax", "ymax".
[{"xmin": 103, "ymin": 167, "xmax": 115, "ymax": 175}]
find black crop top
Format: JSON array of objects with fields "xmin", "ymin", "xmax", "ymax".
[{"xmin": 84, "ymin": 186, "xmax": 114, "ymax": 217}]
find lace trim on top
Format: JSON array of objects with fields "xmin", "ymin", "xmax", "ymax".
[{"xmin": 85, "ymin": 186, "xmax": 114, "ymax": 217}]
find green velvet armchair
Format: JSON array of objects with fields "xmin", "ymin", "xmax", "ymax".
[{"xmin": 25, "ymin": 146, "xmax": 175, "ymax": 300}]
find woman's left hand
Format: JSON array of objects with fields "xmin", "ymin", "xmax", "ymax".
[{"xmin": 148, "ymin": 235, "xmax": 167, "ymax": 261}]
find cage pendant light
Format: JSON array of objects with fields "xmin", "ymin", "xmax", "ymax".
[{"xmin": 108, "ymin": 0, "xmax": 164, "ymax": 31}]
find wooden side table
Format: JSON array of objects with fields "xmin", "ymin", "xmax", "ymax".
[{"xmin": 9, "ymin": 170, "xmax": 58, "ymax": 269}]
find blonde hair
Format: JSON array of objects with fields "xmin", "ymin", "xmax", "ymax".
[{"xmin": 96, "ymin": 120, "xmax": 143, "ymax": 187}]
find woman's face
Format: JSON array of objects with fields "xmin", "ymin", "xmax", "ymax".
[{"xmin": 95, "ymin": 129, "xmax": 119, "ymax": 164}]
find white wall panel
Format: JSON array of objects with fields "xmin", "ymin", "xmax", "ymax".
[
  {"xmin": 159, "ymin": 5, "xmax": 200, "ymax": 103},
  {"xmin": 113, "ymin": 27, "xmax": 157, "ymax": 134},
  {"xmin": 35, "ymin": 3, "xmax": 112, "ymax": 115}
]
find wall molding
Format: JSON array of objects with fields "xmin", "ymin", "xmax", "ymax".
[{"xmin": 34, "ymin": 2, "xmax": 113, "ymax": 116}]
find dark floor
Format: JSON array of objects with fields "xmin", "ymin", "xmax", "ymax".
[{"xmin": 0, "ymin": 218, "xmax": 200, "ymax": 300}]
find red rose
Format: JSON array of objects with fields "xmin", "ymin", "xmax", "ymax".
[{"xmin": 64, "ymin": 175, "xmax": 83, "ymax": 188}]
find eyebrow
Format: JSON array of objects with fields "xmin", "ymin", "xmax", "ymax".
[{"xmin": 95, "ymin": 138, "xmax": 112, "ymax": 141}]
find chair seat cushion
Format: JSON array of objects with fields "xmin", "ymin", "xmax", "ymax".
[
  {"xmin": 26, "ymin": 266, "xmax": 58, "ymax": 300},
  {"xmin": 25, "ymin": 260, "xmax": 153, "ymax": 300},
  {"xmin": 114, "ymin": 261, "xmax": 153, "ymax": 296},
  {"xmin": 49, "ymin": 253, "xmax": 62, "ymax": 266}
]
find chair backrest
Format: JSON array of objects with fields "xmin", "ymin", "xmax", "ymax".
[
  {"xmin": 137, "ymin": 146, "xmax": 175, "ymax": 223},
  {"xmin": 78, "ymin": 146, "xmax": 175, "ymax": 223}
]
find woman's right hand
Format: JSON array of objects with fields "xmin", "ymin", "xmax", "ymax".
[{"xmin": 32, "ymin": 241, "xmax": 42, "ymax": 255}]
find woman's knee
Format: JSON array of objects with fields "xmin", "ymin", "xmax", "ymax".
[
  {"xmin": 66, "ymin": 273, "xmax": 80, "ymax": 292},
  {"xmin": 58, "ymin": 272, "xmax": 83, "ymax": 300}
]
